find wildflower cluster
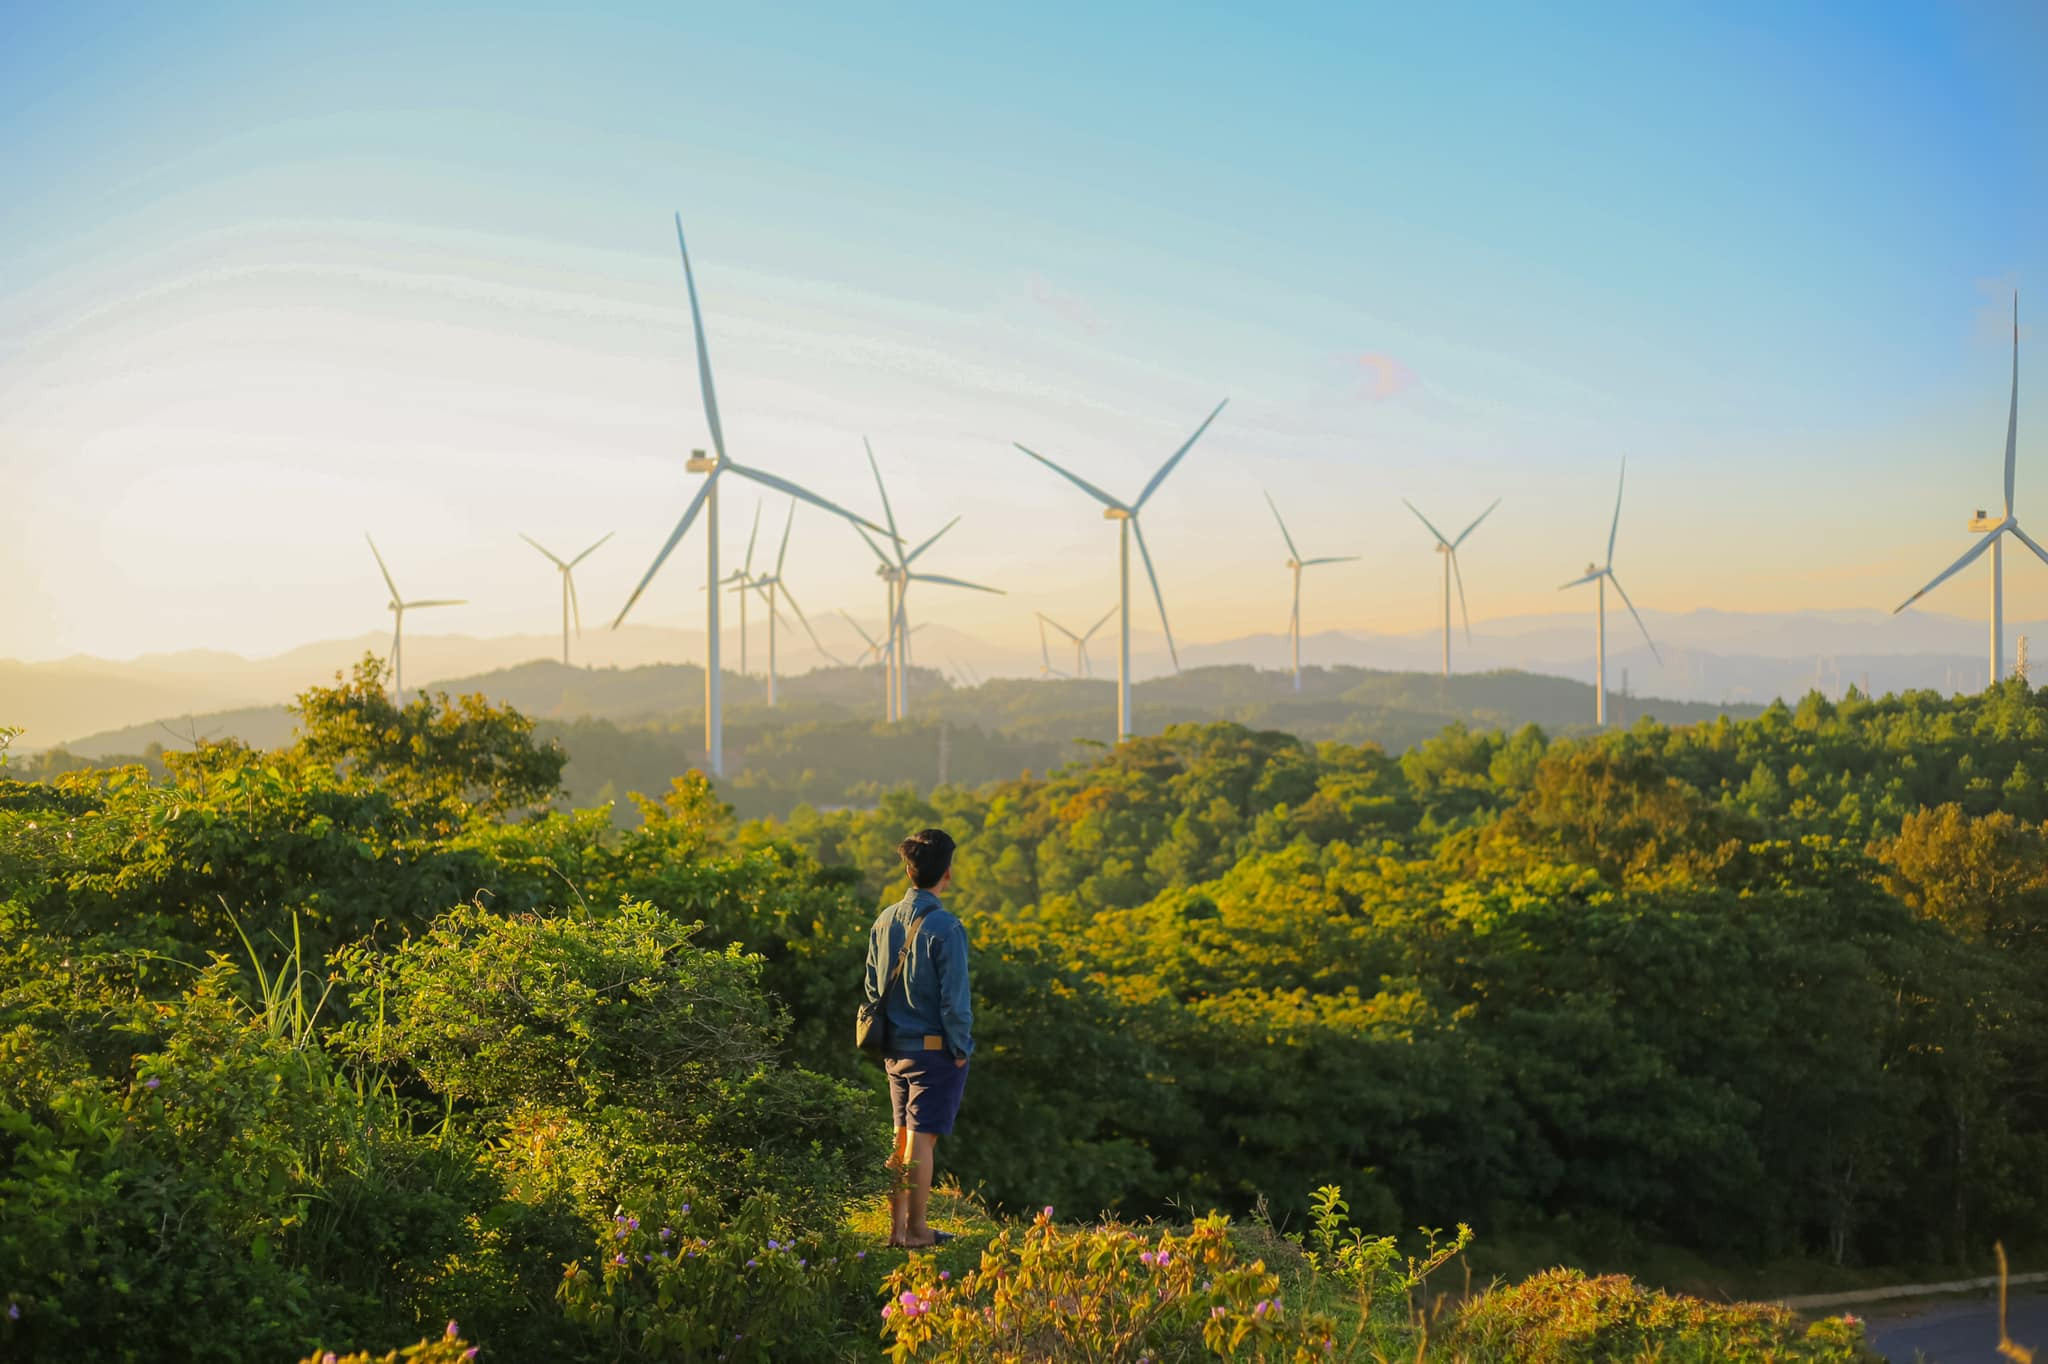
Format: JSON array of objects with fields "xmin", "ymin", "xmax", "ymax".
[
  {"xmin": 293, "ymin": 1320, "xmax": 481, "ymax": 1363},
  {"xmin": 558, "ymin": 1191, "xmax": 867, "ymax": 1363},
  {"xmin": 878, "ymin": 1207, "xmax": 1337, "ymax": 1362}
]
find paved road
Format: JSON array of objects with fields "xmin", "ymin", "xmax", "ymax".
[{"xmin": 1868, "ymin": 1292, "xmax": 2047, "ymax": 1362}]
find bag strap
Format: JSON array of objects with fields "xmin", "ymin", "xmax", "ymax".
[{"xmin": 883, "ymin": 901, "xmax": 935, "ymax": 995}]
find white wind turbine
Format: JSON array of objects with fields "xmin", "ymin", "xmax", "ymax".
[
  {"xmin": 1038, "ymin": 606, "xmax": 1117, "ymax": 678},
  {"xmin": 1894, "ymin": 296, "xmax": 2045, "ymax": 685},
  {"xmin": 366, "ymin": 534, "xmax": 465, "ymax": 702},
  {"xmin": 746, "ymin": 501, "xmax": 837, "ymax": 705},
  {"xmin": 1558, "ymin": 460, "xmax": 1659, "ymax": 726},
  {"xmin": 612, "ymin": 215, "xmax": 889, "ymax": 778},
  {"xmin": 1015, "ymin": 400, "xmax": 1228, "ymax": 740},
  {"xmin": 711, "ymin": 502, "xmax": 764, "ymax": 676},
  {"xmin": 857, "ymin": 439, "xmax": 1003, "ymax": 722},
  {"xmin": 1402, "ymin": 498, "xmax": 1500, "ymax": 678},
  {"xmin": 1265, "ymin": 491, "xmax": 1359, "ymax": 692},
  {"xmin": 520, "ymin": 531, "xmax": 613, "ymax": 667}
]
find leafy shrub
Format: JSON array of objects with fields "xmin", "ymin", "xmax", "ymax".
[
  {"xmin": 878, "ymin": 1207, "xmax": 1338, "ymax": 1362},
  {"xmin": 293, "ymin": 1323, "xmax": 480, "ymax": 1363},
  {"xmin": 558, "ymin": 1190, "xmax": 871, "ymax": 1362},
  {"xmin": 1445, "ymin": 1269, "xmax": 1881, "ymax": 1362}
]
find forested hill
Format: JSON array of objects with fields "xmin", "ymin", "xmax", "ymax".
[
  {"xmin": 3, "ymin": 665, "xmax": 2044, "ymax": 1358},
  {"xmin": 30, "ymin": 658, "xmax": 1760, "ymax": 820}
]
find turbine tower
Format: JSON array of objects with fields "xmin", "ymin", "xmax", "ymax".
[
  {"xmin": 857, "ymin": 439, "xmax": 1002, "ymax": 722},
  {"xmin": 1402, "ymin": 498, "xmax": 1500, "ymax": 678},
  {"xmin": 746, "ymin": 501, "xmax": 836, "ymax": 705},
  {"xmin": 612, "ymin": 215, "xmax": 888, "ymax": 778},
  {"xmin": 366, "ymin": 534, "xmax": 464, "ymax": 702},
  {"xmin": 1558, "ymin": 460, "xmax": 1659, "ymax": 726},
  {"xmin": 1894, "ymin": 296, "xmax": 2044, "ymax": 686},
  {"xmin": 520, "ymin": 531, "xmax": 613, "ymax": 667},
  {"xmin": 1015, "ymin": 400, "xmax": 1228, "ymax": 740},
  {"xmin": 1264, "ymin": 491, "xmax": 1359, "ymax": 692},
  {"xmin": 1038, "ymin": 606, "xmax": 1117, "ymax": 678}
]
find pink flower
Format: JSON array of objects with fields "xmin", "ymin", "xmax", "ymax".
[{"xmin": 445, "ymin": 1321, "xmax": 459, "ymax": 1339}]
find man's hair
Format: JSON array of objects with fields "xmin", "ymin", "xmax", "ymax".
[{"xmin": 898, "ymin": 828, "xmax": 956, "ymax": 890}]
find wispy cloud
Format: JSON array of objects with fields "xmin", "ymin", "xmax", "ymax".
[{"xmin": 1026, "ymin": 274, "xmax": 1110, "ymax": 338}]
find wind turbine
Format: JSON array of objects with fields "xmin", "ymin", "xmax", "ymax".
[
  {"xmin": 1015, "ymin": 400, "xmax": 1228, "ymax": 740},
  {"xmin": 1401, "ymin": 498, "xmax": 1500, "ymax": 678},
  {"xmin": 1558, "ymin": 460, "xmax": 1659, "ymax": 725},
  {"xmin": 1894, "ymin": 296, "xmax": 2045, "ymax": 685},
  {"xmin": 1038, "ymin": 606, "xmax": 1116, "ymax": 678},
  {"xmin": 1264, "ymin": 491, "xmax": 1359, "ymax": 692},
  {"xmin": 746, "ymin": 501, "xmax": 836, "ymax": 705},
  {"xmin": 521, "ymin": 531, "xmax": 613, "ymax": 667},
  {"xmin": 857, "ymin": 439, "xmax": 1003, "ymax": 722},
  {"xmin": 711, "ymin": 502, "xmax": 764, "ymax": 676},
  {"xmin": 612, "ymin": 215, "xmax": 889, "ymax": 778},
  {"xmin": 366, "ymin": 534, "xmax": 464, "ymax": 702},
  {"xmin": 1035, "ymin": 615, "xmax": 1070, "ymax": 678}
]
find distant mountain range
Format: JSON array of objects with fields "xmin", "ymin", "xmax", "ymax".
[{"xmin": 1, "ymin": 606, "xmax": 2018, "ymax": 753}]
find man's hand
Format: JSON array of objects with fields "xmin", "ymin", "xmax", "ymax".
[{"xmin": 955, "ymin": 1056, "xmax": 968, "ymax": 1068}]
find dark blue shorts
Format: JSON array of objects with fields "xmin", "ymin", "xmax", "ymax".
[{"xmin": 887, "ymin": 1052, "xmax": 969, "ymax": 1136}]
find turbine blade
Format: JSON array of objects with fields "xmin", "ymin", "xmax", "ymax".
[
  {"xmin": 613, "ymin": 470, "xmax": 718, "ymax": 628},
  {"xmin": 1450, "ymin": 549, "xmax": 1473, "ymax": 642},
  {"xmin": 365, "ymin": 533, "xmax": 400, "ymax": 601},
  {"xmin": 908, "ymin": 571, "xmax": 1004, "ymax": 595},
  {"xmin": 1263, "ymin": 489, "xmax": 1302, "ymax": 563},
  {"xmin": 1131, "ymin": 516, "xmax": 1179, "ymax": 671},
  {"xmin": 673, "ymin": 214, "xmax": 728, "ymax": 464},
  {"xmin": 1608, "ymin": 573, "xmax": 1660, "ymax": 664},
  {"xmin": 1084, "ymin": 605, "xmax": 1118, "ymax": 641},
  {"xmin": 568, "ymin": 530, "xmax": 614, "ymax": 567},
  {"xmin": 853, "ymin": 522, "xmax": 897, "ymax": 568},
  {"xmin": 1452, "ymin": 497, "xmax": 1501, "ymax": 549},
  {"xmin": 569, "ymin": 573, "xmax": 584, "ymax": 636},
  {"xmin": 1134, "ymin": 398, "xmax": 1228, "ymax": 511},
  {"xmin": 726, "ymin": 461, "xmax": 887, "ymax": 535},
  {"xmin": 1401, "ymin": 499, "xmax": 1451, "ymax": 547},
  {"xmin": 405, "ymin": 599, "xmax": 465, "ymax": 609},
  {"xmin": 742, "ymin": 501, "xmax": 762, "ymax": 573},
  {"xmin": 2008, "ymin": 520, "xmax": 2048, "ymax": 571},
  {"xmin": 1038, "ymin": 611, "xmax": 1082, "ymax": 644},
  {"xmin": 779, "ymin": 583, "xmax": 827, "ymax": 652},
  {"xmin": 1892, "ymin": 530, "xmax": 1998, "ymax": 613},
  {"xmin": 1014, "ymin": 442, "xmax": 1126, "ymax": 511},
  {"xmin": 1301, "ymin": 555, "xmax": 1360, "ymax": 567},
  {"xmin": 2005, "ymin": 293, "xmax": 2019, "ymax": 518},
  {"xmin": 775, "ymin": 501, "xmax": 796, "ymax": 577},
  {"xmin": 863, "ymin": 437, "xmax": 902, "ymax": 553},
  {"xmin": 837, "ymin": 608, "xmax": 881, "ymax": 652},
  {"xmin": 1607, "ymin": 459, "xmax": 1626, "ymax": 567},
  {"xmin": 1039, "ymin": 615, "xmax": 1054, "ymax": 672},
  {"xmin": 520, "ymin": 533, "xmax": 568, "ymax": 568},
  {"xmin": 904, "ymin": 516, "xmax": 961, "ymax": 566},
  {"xmin": 1558, "ymin": 570, "xmax": 1602, "ymax": 590}
]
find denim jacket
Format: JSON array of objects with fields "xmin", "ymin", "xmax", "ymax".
[{"xmin": 864, "ymin": 887, "xmax": 973, "ymax": 1058}]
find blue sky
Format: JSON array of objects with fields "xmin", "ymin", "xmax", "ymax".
[{"xmin": 3, "ymin": 1, "xmax": 2044, "ymax": 661}]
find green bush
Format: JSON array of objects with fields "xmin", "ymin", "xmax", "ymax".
[{"xmin": 1445, "ymin": 1269, "xmax": 1880, "ymax": 1362}]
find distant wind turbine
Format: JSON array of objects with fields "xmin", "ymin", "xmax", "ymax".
[
  {"xmin": 857, "ymin": 439, "xmax": 1002, "ymax": 722},
  {"xmin": 1265, "ymin": 491, "xmax": 1359, "ymax": 692},
  {"xmin": 366, "ymin": 534, "xmax": 465, "ymax": 702},
  {"xmin": 746, "ymin": 501, "xmax": 837, "ymax": 704},
  {"xmin": 1015, "ymin": 399, "xmax": 1228, "ymax": 739},
  {"xmin": 1035, "ymin": 615, "xmax": 1069, "ymax": 678},
  {"xmin": 1402, "ymin": 497, "xmax": 1500, "ymax": 678},
  {"xmin": 1038, "ymin": 606, "xmax": 1116, "ymax": 678},
  {"xmin": 1558, "ymin": 460, "xmax": 1658, "ymax": 726},
  {"xmin": 710, "ymin": 502, "xmax": 764, "ymax": 676},
  {"xmin": 612, "ymin": 215, "xmax": 889, "ymax": 778},
  {"xmin": 521, "ymin": 531, "xmax": 613, "ymax": 667},
  {"xmin": 1894, "ymin": 295, "xmax": 2045, "ymax": 685}
]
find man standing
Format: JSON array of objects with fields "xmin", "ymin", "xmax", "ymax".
[{"xmin": 865, "ymin": 827, "xmax": 973, "ymax": 1250}]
